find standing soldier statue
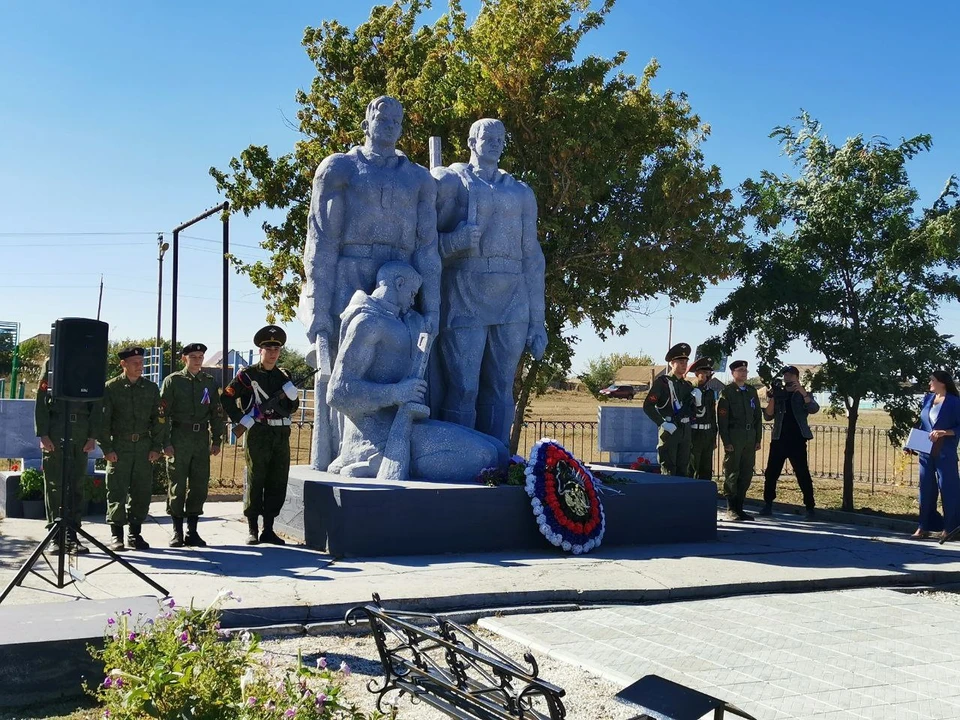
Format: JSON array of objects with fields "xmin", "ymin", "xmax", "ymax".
[
  {"xmin": 221, "ymin": 325, "xmax": 300, "ymax": 545},
  {"xmin": 100, "ymin": 347, "xmax": 163, "ymax": 551},
  {"xmin": 643, "ymin": 343, "xmax": 695, "ymax": 476},
  {"xmin": 34, "ymin": 360, "xmax": 101, "ymax": 554},
  {"xmin": 717, "ymin": 360, "xmax": 763, "ymax": 522},
  {"xmin": 688, "ymin": 357, "xmax": 719, "ymax": 480},
  {"xmin": 159, "ymin": 343, "xmax": 225, "ymax": 547}
]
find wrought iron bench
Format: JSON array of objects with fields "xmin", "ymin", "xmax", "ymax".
[{"xmin": 346, "ymin": 594, "xmax": 567, "ymax": 720}]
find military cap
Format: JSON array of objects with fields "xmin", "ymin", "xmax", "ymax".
[
  {"xmin": 781, "ymin": 365, "xmax": 800, "ymax": 376},
  {"xmin": 254, "ymin": 325, "xmax": 286, "ymax": 348},
  {"xmin": 117, "ymin": 346, "xmax": 145, "ymax": 361},
  {"xmin": 729, "ymin": 360, "xmax": 748, "ymax": 371},
  {"xmin": 181, "ymin": 342, "xmax": 207, "ymax": 356},
  {"xmin": 689, "ymin": 357, "xmax": 714, "ymax": 374},
  {"xmin": 664, "ymin": 343, "xmax": 691, "ymax": 362}
]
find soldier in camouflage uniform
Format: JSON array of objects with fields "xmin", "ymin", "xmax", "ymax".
[
  {"xmin": 34, "ymin": 360, "xmax": 102, "ymax": 554},
  {"xmin": 100, "ymin": 347, "xmax": 163, "ymax": 551},
  {"xmin": 643, "ymin": 343, "xmax": 695, "ymax": 477},
  {"xmin": 717, "ymin": 360, "xmax": 763, "ymax": 522},
  {"xmin": 160, "ymin": 342, "xmax": 225, "ymax": 547},
  {"xmin": 688, "ymin": 357, "xmax": 719, "ymax": 480},
  {"xmin": 221, "ymin": 325, "xmax": 300, "ymax": 545}
]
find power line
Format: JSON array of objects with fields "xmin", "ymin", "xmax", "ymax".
[{"xmin": 0, "ymin": 231, "xmax": 160, "ymax": 237}]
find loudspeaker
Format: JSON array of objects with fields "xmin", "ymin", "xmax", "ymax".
[{"xmin": 49, "ymin": 318, "xmax": 108, "ymax": 401}]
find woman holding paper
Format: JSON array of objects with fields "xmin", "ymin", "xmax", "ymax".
[{"xmin": 911, "ymin": 371, "xmax": 960, "ymax": 540}]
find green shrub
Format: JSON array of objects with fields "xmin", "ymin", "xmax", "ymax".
[
  {"xmin": 18, "ymin": 468, "xmax": 44, "ymax": 501},
  {"xmin": 89, "ymin": 592, "xmax": 386, "ymax": 720}
]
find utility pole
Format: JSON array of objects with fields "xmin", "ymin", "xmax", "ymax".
[
  {"xmin": 667, "ymin": 310, "xmax": 673, "ymax": 350},
  {"xmin": 96, "ymin": 275, "xmax": 104, "ymax": 320}
]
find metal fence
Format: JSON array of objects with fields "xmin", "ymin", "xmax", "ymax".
[{"xmin": 209, "ymin": 419, "xmax": 921, "ymax": 490}]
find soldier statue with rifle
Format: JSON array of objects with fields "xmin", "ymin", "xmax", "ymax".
[{"xmin": 221, "ymin": 325, "xmax": 313, "ymax": 545}]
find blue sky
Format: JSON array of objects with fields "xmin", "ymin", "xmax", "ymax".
[{"xmin": 1, "ymin": 1, "xmax": 958, "ymax": 377}]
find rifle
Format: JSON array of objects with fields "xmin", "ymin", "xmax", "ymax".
[
  {"xmin": 377, "ymin": 331, "xmax": 432, "ymax": 481},
  {"xmin": 233, "ymin": 366, "xmax": 319, "ymax": 438}
]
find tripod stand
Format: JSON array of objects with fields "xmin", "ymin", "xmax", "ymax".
[{"xmin": 0, "ymin": 409, "xmax": 169, "ymax": 604}]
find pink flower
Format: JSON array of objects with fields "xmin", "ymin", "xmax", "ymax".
[
  {"xmin": 284, "ymin": 710, "xmax": 295, "ymax": 718},
  {"xmin": 247, "ymin": 697, "xmax": 257, "ymax": 706},
  {"xmin": 264, "ymin": 699, "xmax": 276, "ymax": 711}
]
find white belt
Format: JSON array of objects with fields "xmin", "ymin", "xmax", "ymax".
[
  {"xmin": 258, "ymin": 418, "xmax": 292, "ymax": 427},
  {"xmin": 691, "ymin": 423, "xmax": 713, "ymax": 430},
  {"xmin": 663, "ymin": 417, "xmax": 690, "ymax": 424}
]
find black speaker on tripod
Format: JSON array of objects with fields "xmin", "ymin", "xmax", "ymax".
[
  {"xmin": 0, "ymin": 317, "xmax": 168, "ymax": 605},
  {"xmin": 48, "ymin": 317, "xmax": 109, "ymax": 401}
]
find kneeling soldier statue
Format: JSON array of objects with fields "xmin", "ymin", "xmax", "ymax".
[
  {"xmin": 221, "ymin": 325, "xmax": 300, "ymax": 545},
  {"xmin": 101, "ymin": 346, "xmax": 163, "ymax": 551}
]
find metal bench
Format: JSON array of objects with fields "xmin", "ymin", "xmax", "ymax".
[{"xmin": 347, "ymin": 594, "xmax": 566, "ymax": 720}]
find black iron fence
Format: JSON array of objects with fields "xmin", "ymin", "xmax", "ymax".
[{"xmin": 207, "ymin": 419, "xmax": 921, "ymax": 490}]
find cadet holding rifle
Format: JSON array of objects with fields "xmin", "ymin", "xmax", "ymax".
[{"xmin": 221, "ymin": 325, "xmax": 302, "ymax": 545}]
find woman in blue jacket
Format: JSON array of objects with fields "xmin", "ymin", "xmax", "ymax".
[{"xmin": 912, "ymin": 371, "xmax": 960, "ymax": 540}]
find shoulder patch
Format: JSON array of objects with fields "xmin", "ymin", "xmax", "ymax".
[
  {"xmin": 718, "ymin": 407, "xmax": 728, "ymax": 416},
  {"xmin": 39, "ymin": 379, "xmax": 48, "ymax": 393},
  {"xmin": 647, "ymin": 394, "xmax": 658, "ymax": 403},
  {"xmin": 225, "ymin": 385, "xmax": 236, "ymax": 397}
]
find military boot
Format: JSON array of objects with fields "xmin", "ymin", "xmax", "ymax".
[
  {"xmin": 246, "ymin": 517, "xmax": 260, "ymax": 546},
  {"xmin": 259, "ymin": 517, "xmax": 286, "ymax": 545},
  {"xmin": 723, "ymin": 498, "xmax": 740, "ymax": 522},
  {"xmin": 758, "ymin": 502, "xmax": 773, "ymax": 516},
  {"xmin": 169, "ymin": 517, "xmax": 185, "ymax": 548},
  {"xmin": 185, "ymin": 515, "xmax": 207, "ymax": 547},
  {"xmin": 127, "ymin": 523, "xmax": 150, "ymax": 550},
  {"xmin": 737, "ymin": 499, "xmax": 755, "ymax": 522},
  {"xmin": 67, "ymin": 529, "xmax": 90, "ymax": 555},
  {"xmin": 109, "ymin": 524, "xmax": 126, "ymax": 551}
]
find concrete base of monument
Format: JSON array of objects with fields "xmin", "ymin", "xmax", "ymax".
[{"xmin": 276, "ymin": 465, "xmax": 716, "ymax": 557}]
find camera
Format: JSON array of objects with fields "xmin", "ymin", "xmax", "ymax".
[{"xmin": 768, "ymin": 377, "xmax": 788, "ymax": 398}]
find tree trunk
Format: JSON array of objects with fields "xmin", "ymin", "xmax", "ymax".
[
  {"xmin": 510, "ymin": 355, "xmax": 543, "ymax": 455},
  {"xmin": 842, "ymin": 396, "xmax": 861, "ymax": 512}
]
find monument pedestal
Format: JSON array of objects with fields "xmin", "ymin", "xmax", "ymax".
[{"xmin": 277, "ymin": 465, "xmax": 716, "ymax": 557}]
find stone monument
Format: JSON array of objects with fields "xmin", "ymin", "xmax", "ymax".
[
  {"xmin": 298, "ymin": 95, "xmax": 441, "ymax": 470},
  {"xmin": 431, "ymin": 119, "xmax": 547, "ymax": 447},
  {"xmin": 326, "ymin": 262, "xmax": 507, "ymax": 481}
]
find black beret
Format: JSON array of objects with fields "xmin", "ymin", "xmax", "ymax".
[
  {"xmin": 781, "ymin": 365, "xmax": 800, "ymax": 376},
  {"xmin": 117, "ymin": 346, "xmax": 145, "ymax": 361},
  {"xmin": 181, "ymin": 342, "xmax": 207, "ymax": 356},
  {"xmin": 254, "ymin": 325, "xmax": 286, "ymax": 348},
  {"xmin": 689, "ymin": 357, "xmax": 714, "ymax": 374},
  {"xmin": 729, "ymin": 360, "xmax": 748, "ymax": 371},
  {"xmin": 664, "ymin": 343, "xmax": 691, "ymax": 362}
]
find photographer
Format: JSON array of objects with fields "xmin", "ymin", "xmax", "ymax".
[{"xmin": 759, "ymin": 365, "xmax": 820, "ymax": 518}]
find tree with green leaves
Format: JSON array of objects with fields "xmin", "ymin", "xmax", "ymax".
[
  {"xmin": 211, "ymin": 0, "xmax": 742, "ymax": 452},
  {"xmin": 579, "ymin": 351, "xmax": 653, "ymax": 398},
  {"xmin": 702, "ymin": 114, "xmax": 960, "ymax": 511}
]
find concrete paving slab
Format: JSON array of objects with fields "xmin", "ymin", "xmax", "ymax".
[
  {"xmin": 3, "ymin": 500, "xmax": 960, "ymax": 627},
  {"xmin": 480, "ymin": 588, "xmax": 960, "ymax": 720}
]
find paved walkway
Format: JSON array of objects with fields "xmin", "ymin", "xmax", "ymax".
[
  {"xmin": 481, "ymin": 588, "xmax": 960, "ymax": 720},
  {"xmin": 2, "ymin": 501, "xmax": 960, "ymax": 625}
]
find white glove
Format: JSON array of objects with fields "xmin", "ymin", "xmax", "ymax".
[
  {"xmin": 661, "ymin": 422, "xmax": 677, "ymax": 435},
  {"xmin": 282, "ymin": 381, "xmax": 298, "ymax": 401},
  {"xmin": 691, "ymin": 388, "xmax": 702, "ymax": 406},
  {"xmin": 239, "ymin": 414, "xmax": 256, "ymax": 429}
]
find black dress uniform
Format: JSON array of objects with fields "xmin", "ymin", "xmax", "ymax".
[
  {"xmin": 643, "ymin": 343, "xmax": 695, "ymax": 476},
  {"xmin": 688, "ymin": 357, "xmax": 719, "ymax": 480},
  {"xmin": 221, "ymin": 325, "xmax": 300, "ymax": 545}
]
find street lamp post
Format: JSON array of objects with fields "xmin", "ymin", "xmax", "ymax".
[{"xmin": 156, "ymin": 233, "xmax": 170, "ymax": 374}]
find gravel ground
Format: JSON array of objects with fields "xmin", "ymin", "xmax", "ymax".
[{"xmin": 258, "ymin": 624, "xmax": 636, "ymax": 720}]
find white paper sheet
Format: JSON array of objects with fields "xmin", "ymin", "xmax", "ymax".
[{"xmin": 905, "ymin": 428, "xmax": 933, "ymax": 454}]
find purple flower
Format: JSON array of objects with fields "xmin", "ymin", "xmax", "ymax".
[
  {"xmin": 107, "ymin": 618, "xmax": 115, "ymax": 626},
  {"xmin": 103, "ymin": 711, "xmax": 111, "ymax": 718},
  {"xmin": 316, "ymin": 657, "xmax": 327, "ymax": 669},
  {"xmin": 164, "ymin": 598, "xmax": 176, "ymax": 609},
  {"xmin": 284, "ymin": 710, "xmax": 295, "ymax": 718},
  {"xmin": 264, "ymin": 699, "xmax": 276, "ymax": 711},
  {"xmin": 125, "ymin": 651, "xmax": 134, "ymax": 660},
  {"xmin": 340, "ymin": 660, "xmax": 351, "ymax": 676},
  {"xmin": 179, "ymin": 631, "xmax": 189, "ymax": 643},
  {"xmin": 128, "ymin": 632, "xmax": 137, "ymax": 642},
  {"xmin": 188, "ymin": 643, "xmax": 198, "ymax": 652},
  {"xmin": 114, "ymin": 677, "xmax": 124, "ymax": 689},
  {"xmin": 315, "ymin": 693, "xmax": 327, "ymax": 708},
  {"xmin": 247, "ymin": 696, "xmax": 258, "ymax": 706},
  {"xmin": 103, "ymin": 677, "xmax": 112, "ymax": 689},
  {"xmin": 121, "ymin": 608, "xmax": 132, "ymax": 616}
]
